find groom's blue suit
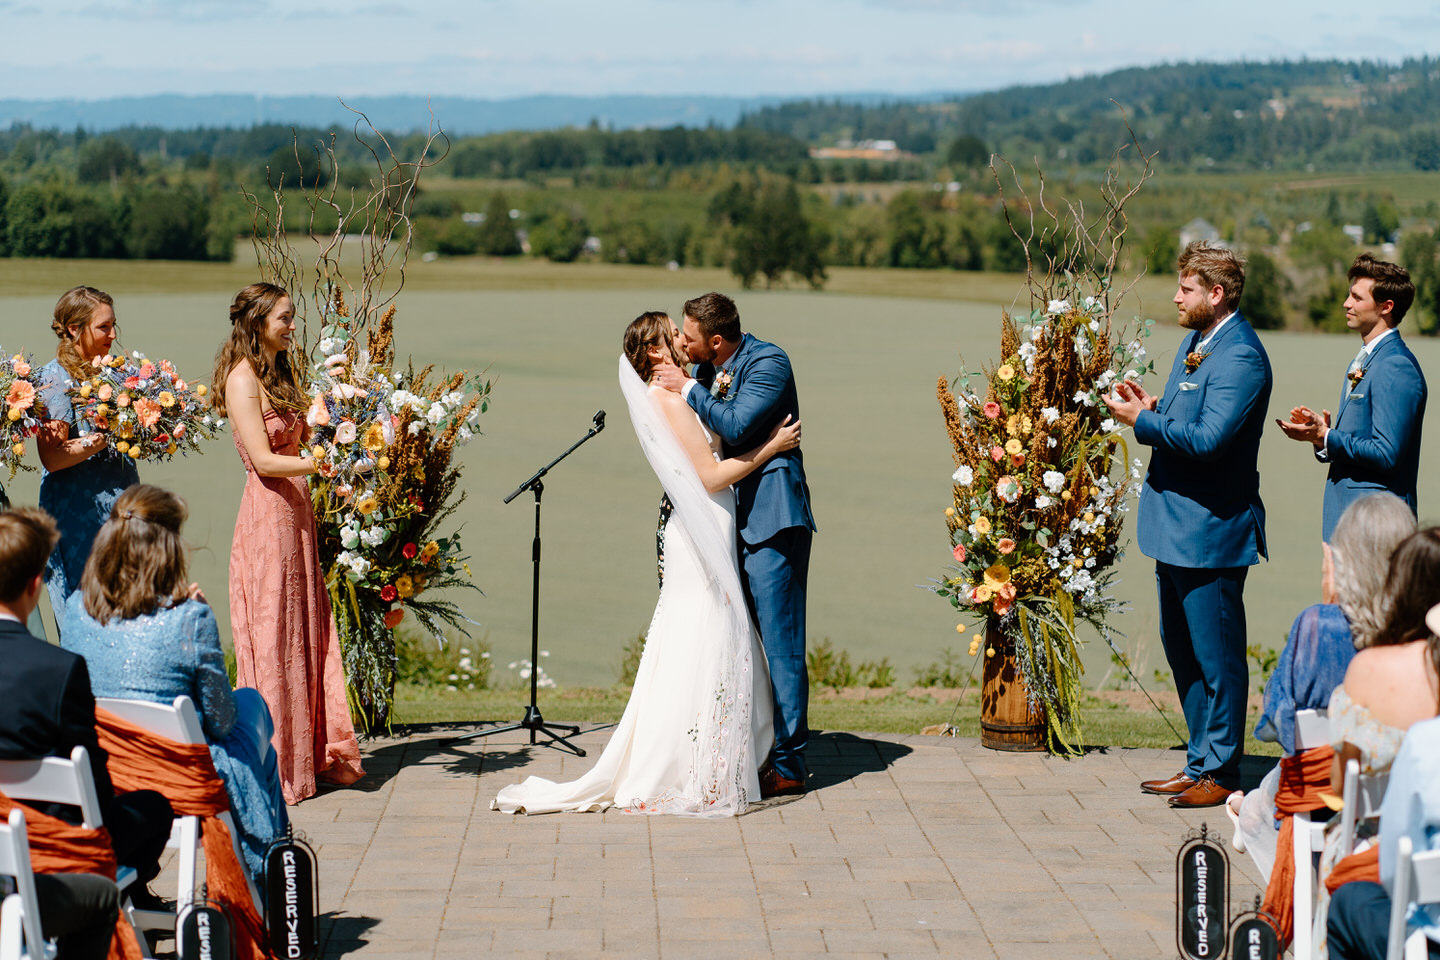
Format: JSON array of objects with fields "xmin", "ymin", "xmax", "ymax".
[
  {"xmin": 1133, "ymin": 314, "xmax": 1271, "ymax": 783},
  {"xmin": 689, "ymin": 332, "xmax": 816, "ymax": 782},
  {"xmin": 1316, "ymin": 330, "xmax": 1426, "ymax": 542}
]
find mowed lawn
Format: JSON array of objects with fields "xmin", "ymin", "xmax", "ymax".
[{"xmin": 3, "ymin": 257, "xmax": 1438, "ymax": 699}]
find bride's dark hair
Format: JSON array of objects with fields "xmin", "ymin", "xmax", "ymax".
[{"xmin": 623, "ymin": 311, "xmax": 684, "ymax": 380}]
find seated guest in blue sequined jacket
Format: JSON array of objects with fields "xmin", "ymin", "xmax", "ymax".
[{"xmin": 61, "ymin": 484, "xmax": 288, "ymax": 879}]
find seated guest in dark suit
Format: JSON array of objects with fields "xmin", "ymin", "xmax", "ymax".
[
  {"xmin": 0, "ymin": 507, "xmax": 173, "ymax": 911},
  {"xmin": 0, "ymin": 507, "xmax": 120, "ymax": 960}
]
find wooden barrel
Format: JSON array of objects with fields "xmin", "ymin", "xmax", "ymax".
[{"xmin": 979, "ymin": 624, "xmax": 1047, "ymax": 752}]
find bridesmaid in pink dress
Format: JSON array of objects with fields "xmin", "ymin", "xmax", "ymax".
[{"xmin": 211, "ymin": 283, "xmax": 363, "ymax": 804}]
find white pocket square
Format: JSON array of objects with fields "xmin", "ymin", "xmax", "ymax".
[
  {"xmin": 1178, "ymin": 381, "xmax": 1201, "ymax": 391},
  {"xmin": 1348, "ymin": 392, "xmax": 1364, "ymax": 400}
]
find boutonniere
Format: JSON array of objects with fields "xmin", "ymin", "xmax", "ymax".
[
  {"xmin": 1347, "ymin": 362, "xmax": 1366, "ymax": 389},
  {"xmin": 1184, "ymin": 351, "xmax": 1209, "ymax": 373},
  {"xmin": 711, "ymin": 370, "xmax": 734, "ymax": 400}
]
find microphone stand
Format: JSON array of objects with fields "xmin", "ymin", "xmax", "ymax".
[{"xmin": 444, "ymin": 411, "xmax": 606, "ymax": 756}]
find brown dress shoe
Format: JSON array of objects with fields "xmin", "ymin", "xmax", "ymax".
[
  {"xmin": 1140, "ymin": 772, "xmax": 1196, "ymax": 795},
  {"xmin": 1168, "ymin": 775, "xmax": 1232, "ymax": 809},
  {"xmin": 760, "ymin": 768, "xmax": 806, "ymax": 798}
]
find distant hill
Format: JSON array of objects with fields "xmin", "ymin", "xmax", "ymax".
[
  {"xmin": 0, "ymin": 92, "xmax": 952, "ymax": 136},
  {"xmin": 740, "ymin": 58, "xmax": 1440, "ymax": 171}
]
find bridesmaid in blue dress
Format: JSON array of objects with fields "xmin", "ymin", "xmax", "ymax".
[
  {"xmin": 61, "ymin": 484, "xmax": 288, "ymax": 880},
  {"xmin": 36, "ymin": 286, "xmax": 138, "ymax": 621}
]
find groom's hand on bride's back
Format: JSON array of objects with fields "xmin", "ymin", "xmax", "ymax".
[{"xmin": 653, "ymin": 357, "xmax": 690, "ymax": 394}]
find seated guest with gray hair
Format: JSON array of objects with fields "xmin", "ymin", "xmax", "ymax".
[{"xmin": 1230, "ymin": 492, "xmax": 1417, "ymax": 875}]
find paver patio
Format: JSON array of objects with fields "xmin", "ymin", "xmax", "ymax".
[{"xmin": 246, "ymin": 724, "xmax": 1277, "ymax": 959}]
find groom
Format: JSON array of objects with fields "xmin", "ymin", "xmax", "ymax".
[{"xmin": 655, "ymin": 292, "xmax": 816, "ymax": 797}]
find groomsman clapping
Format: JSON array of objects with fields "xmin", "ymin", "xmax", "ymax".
[{"xmin": 1277, "ymin": 254, "xmax": 1427, "ymax": 542}]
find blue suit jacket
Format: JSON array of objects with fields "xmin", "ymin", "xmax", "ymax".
[
  {"xmin": 1318, "ymin": 330, "xmax": 1426, "ymax": 541},
  {"xmin": 688, "ymin": 333, "xmax": 816, "ymax": 545},
  {"xmin": 1134, "ymin": 315, "xmax": 1273, "ymax": 569}
]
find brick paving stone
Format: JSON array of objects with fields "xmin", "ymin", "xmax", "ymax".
[{"xmin": 277, "ymin": 726, "xmax": 1272, "ymax": 959}]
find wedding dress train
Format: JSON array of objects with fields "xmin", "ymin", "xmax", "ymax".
[{"xmin": 492, "ymin": 360, "xmax": 772, "ymax": 817}]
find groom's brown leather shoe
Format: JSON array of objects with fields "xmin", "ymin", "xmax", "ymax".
[
  {"xmin": 1168, "ymin": 774, "xmax": 1232, "ymax": 809},
  {"xmin": 760, "ymin": 768, "xmax": 806, "ymax": 798},
  {"xmin": 1140, "ymin": 772, "xmax": 1195, "ymax": 795}
]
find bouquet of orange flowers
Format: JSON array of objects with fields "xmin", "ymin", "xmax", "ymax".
[
  {"xmin": 68, "ymin": 351, "xmax": 219, "ymax": 462},
  {"xmin": 1, "ymin": 349, "xmax": 46, "ymax": 478}
]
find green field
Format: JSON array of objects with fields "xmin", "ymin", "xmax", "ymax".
[{"xmin": 4, "ymin": 257, "xmax": 1437, "ymax": 701}]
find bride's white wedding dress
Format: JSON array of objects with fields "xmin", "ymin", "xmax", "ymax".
[{"xmin": 491, "ymin": 358, "xmax": 773, "ymax": 817}]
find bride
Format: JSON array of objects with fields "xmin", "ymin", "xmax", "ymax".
[{"xmin": 492, "ymin": 311, "xmax": 800, "ymax": 816}]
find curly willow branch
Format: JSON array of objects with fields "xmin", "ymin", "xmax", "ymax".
[{"xmin": 242, "ymin": 98, "xmax": 451, "ymax": 349}]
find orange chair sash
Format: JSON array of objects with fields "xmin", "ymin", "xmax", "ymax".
[
  {"xmin": 0, "ymin": 789, "xmax": 141, "ymax": 960},
  {"xmin": 1326, "ymin": 845, "xmax": 1381, "ymax": 895},
  {"xmin": 1261, "ymin": 746, "xmax": 1335, "ymax": 948},
  {"xmin": 95, "ymin": 707, "xmax": 267, "ymax": 960}
]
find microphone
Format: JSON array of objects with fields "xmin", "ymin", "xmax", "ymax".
[{"xmin": 592, "ymin": 410, "xmax": 606, "ymax": 432}]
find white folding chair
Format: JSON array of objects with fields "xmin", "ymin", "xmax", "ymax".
[
  {"xmin": 1339, "ymin": 757, "xmax": 1389, "ymax": 858},
  {"xmin": 95, "ymin": 696, "xmax": 263, "ymax": 916},
  {"xmin": 1387, "ymin": 835, "xmax": 1440, "ymax": 960},
  {"xmin": 1292, "ymin": 707, "xmax": 1332, "ymax": 960},
  {"xmin": 0, "ymin": 747, "xmax": 149, "ymax": 957},
  {"xmin": 0, "ymin": 808, "xmax": 52, "ymax": 960}
]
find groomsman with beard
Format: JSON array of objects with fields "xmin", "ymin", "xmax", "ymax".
[
  {"xmin": 1277, "ymin": 254, "xmax": 1427, "ymax": 542},
  {"xmin": 1104, "ymin": 241, "xmax": 1272, "ymax": 809}
]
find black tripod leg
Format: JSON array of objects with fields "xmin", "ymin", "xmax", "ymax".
[
  {"xmin": 535, "ymin": 724, "xmax": 587, "ymax": 757},
  {"xmin": 442, "ymin": 721, "xmax": 524, "ymax": 745}
]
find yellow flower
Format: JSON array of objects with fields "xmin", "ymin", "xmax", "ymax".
[
  {"xmin": 1021, "ymin": 416, "xmax": 1033, "ymax": 434},
  {"xmin": 1004, "ymin": 438, "xmax": 1023, "ymax": 456},
  {"xmin": 463, "ymin": 563, "xmax": 472, "ymax": 577},
  {"xmin": 79, "ymin": 383, "xmax": 93, "ymax": 399},
  {"xmin": 10, "ymin": 442, "xmax": 23, "ymax": 457},
  {"xmin": 1006, "ymin": 414, "xmax": 1019, "ymax": 436},
  {"xmin": 377, "ymin": 455, "xmax": 390, "ymax": 471},
  {"xmin": 362, "ymin": 422, "xmax": 385, "ymax": 452},
  {"xmin": 1083, "ymin": 512, "xmax": 1095, "ymax": 524},
  {"xmin": 944, "ymin": 507, "xmax": 955, "ymax": 517},
  {"xmin": 128, "ymin": 445, "xmax": 143, "ymax": 459},
  {"xmin": 157, "ymin": 391, "xmax": 175, "ymax": 408},
  {"xmin": 117, "ymin": 421, "xmax": 134, "ymax": 439},
  {"xmin": 983, "ymin": 563, "xmax": 1012, "ymax": 587},
  {"xmin": 166, "ymin": 443, "xmax": 177, "ymax": 454},
  {"xmin": 420, "ymin": 540, "xmax": 440, "ymax": 563},
  {"xmin": 5, "ymin": 408, "xmax": 18, "ymax": 423},
  {"xmin": 195, "ymin": 384, "xmax": 208, "ymax": 397},
  {"xmin": 115, "ymin": 441, "xmax": 130, "ymax": 454},
  {"xmin": 1061, "ymin": 491, "xmax": 1072, "ymax": 501},
  {"xmin": 973, "ymin": 584, "xmax": 993, "ymax": 602},
  {"xmin": 356, "ymin": 494, "xmax": 379, "ymax": 515},
  {"xmin": 974, "ymin": 516, "xmax": 992, "ymax": 535},
  {"xmin": 997, "ymin": 364, "xmax": 1015, "ymax": 381},
  {"xmin": 311, "ymin": 445, "xmax": 327, "ymax": 460},
  {"xmin": 395, "ymin": 574, "xmax": 415, "ymax": 599}
]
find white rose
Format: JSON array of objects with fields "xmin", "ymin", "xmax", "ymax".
[
  {"xmin": 1043, "ymin": 471, "xmax": 1066, "ymax": 494},
  {"xmin": 427, "ymin": 402, "xmax": 447, "ymax": 425},
  {"xmin": 1047, "ymin": 299, "xmax": 1071, "ymax": 315},
  {"xmin": 952, "ymin": 465, "xmax": 974, "ymax": 486},
  {"xmin": 1041, "ymin": 406, "xmax": 1060, "ymax": 424},
  {"xmin": 1035, "ymin": 495, "xmax": 1054, "ymax": 509}
]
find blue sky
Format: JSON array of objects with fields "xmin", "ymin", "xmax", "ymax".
[{"xmin": 3, "ymin": 0, "xmax": 1439, "ymax": 101}]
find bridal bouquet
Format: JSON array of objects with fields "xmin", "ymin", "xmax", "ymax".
[
  {"xmin": 0, "ymin": 349, "xmax": 46, "ymax": 478},
  {"xmin": 935, "ymin": 283, "xmax": 1154, "ymax": 754},
  {"xmin": 305, "ymin": 294, "xmax": 492, "ymax": 732},
  {"xmin": 68, "ymin": 351, "xmax": 219, "ymax": 463}
]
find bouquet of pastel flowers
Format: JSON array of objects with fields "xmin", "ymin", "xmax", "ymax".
[
  {"xmin": 935, "ymin": 284, "xmax": 1154, "ymax": 753},
  {"xmin": 1, "ymin": 350, "xmax": 46, "ymax": 478},
  {"xmin": 304, "ymin": 298, "xmax": 492, "ymax": 731},
  {"xmin": 68, "ymin": 351, "xmax": 220, "ymax": 463}
]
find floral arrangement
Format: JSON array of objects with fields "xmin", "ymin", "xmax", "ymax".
[
  {"xmin": 936, "ymin": 288, "xmax": 1153, "ymax": 753},
  {"xmin": 68, "ymin": 351, "xmax": 219, "ymax": 462},
  {"xmin": 304, "ymin": 291, "xmax": 492, "ymax": 732},
  {"xmin": 1, "ymin": 350, "xmax": 46, "ymax": 478},
  {"xmin": 935, "ymin": 131, "xmax": 1159, "ymax": 754}
]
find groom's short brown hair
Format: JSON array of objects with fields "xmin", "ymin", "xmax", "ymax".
[{"xmin": 683, "ymin": 292, "xmax": 742, "ymax": 343}]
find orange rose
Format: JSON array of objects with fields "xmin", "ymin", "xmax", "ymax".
[{"xmin": 383, "ymin": 608, "xmax": 404, "ymax": 629}]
